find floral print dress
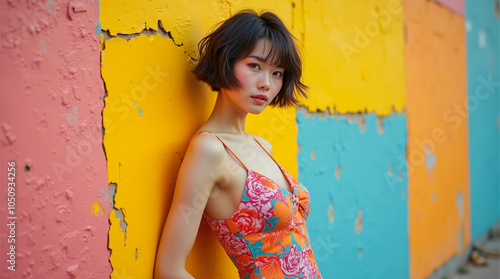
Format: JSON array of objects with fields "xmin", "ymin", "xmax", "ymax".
[{"xmin": 192, "ymin": 131, "xmax": 323, "ymax": 279}]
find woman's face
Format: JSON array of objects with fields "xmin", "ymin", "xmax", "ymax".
[{"xmin": 223, "ymin": 38, "xmax": 284, "ymax": 115}]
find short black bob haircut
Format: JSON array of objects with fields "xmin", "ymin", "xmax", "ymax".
[{"xmin": 192, "ymin": 9, "xmax": 308, "ymax": 108}]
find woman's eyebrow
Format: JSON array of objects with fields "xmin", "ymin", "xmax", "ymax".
[
  {"xmin": 248, "ymin": 55, "xmax": 283, "ymax": 68},
  {"xmin": 248, "ymin": 55, "xmax": 267, "ymax": 62}
]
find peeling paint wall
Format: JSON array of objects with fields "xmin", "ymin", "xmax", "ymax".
[
  {"xmin": 101, "ymin": 32, "xmax": 231, "ymax": 278},
  {"xmin": 100, "ymin": 1, "xmax": 298, "ymax": 278},
  {"xmin": 465, "ymin": 0, "xmax": 500, "ymax": 241},
  {"xmin": 1, "ymin": 0, "xmax": 497, "ymax": 278},
  {"xmin": 0, "ymin": 0, "xmax": 111, "ymax": 278}
]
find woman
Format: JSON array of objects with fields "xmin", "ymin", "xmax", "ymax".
[{"xmin": 154, "ymin": 9, "xmax": 323, "ymax": 279}]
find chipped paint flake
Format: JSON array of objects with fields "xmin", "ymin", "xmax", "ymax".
[
  {"xmin": 478, "ymin": 29, "xmax": 486, "ymax": 48},
  {"xmin": 425, "ymin": 145, "xmax": 436, "ymax": 182},
  {"xmin": 456, "ymin": 190, "xmax": 464, "ymax": 219},
  {"xmin": 90, "ymin": 199, "xmax": 105, "ymax": 217},
  {"xmin": 66, "ymin": 106, "xmax": 78, "ymax": 126},
  {"xmin": 465, "ymin": 20, "xmax": 471, "ymax": 32},
  {"xmin": 355, "ymin": 209, "xmax": 363, "ymax": 234},
  {"xmin": 310, "ymin": 149, "xmax": 316, "ymax": 160},
  {"xmin": 328, "ymin": 202, "xmax": 335, "ymax": 223},
  {"xmin": 335, "ymin": 165, "xmax": 341, "ymax": 179}
]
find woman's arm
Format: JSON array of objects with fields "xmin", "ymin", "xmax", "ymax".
[{"xmin": 154, "ymin": 134, "xmax": 225, "ymax": 279}]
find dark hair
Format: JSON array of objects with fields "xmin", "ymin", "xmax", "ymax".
[{"xmin": 192, "ymin": 9, "xmax": 308, "ymax": 108}]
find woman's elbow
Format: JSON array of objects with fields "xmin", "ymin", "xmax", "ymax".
[
  {"xmin": 154, "ymin": 260, "xmax": 174, "ymax": 279},
  {"xmin": 154, "ymin": 260, "xmax": 192, "ymax": 279}
]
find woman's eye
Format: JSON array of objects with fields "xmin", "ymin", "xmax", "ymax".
[
  {"xmin": 273, "ymin": 71, "xmax": 283, "ymax": 77},
  {"xmin": 249, "ymin": 63, "xmax": 260, "ymax": 70}
]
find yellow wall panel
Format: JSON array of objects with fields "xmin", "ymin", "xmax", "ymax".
[
  {"xmin": 403, "ymin": 1, "xmax": 470, "ymax": 278},
  {"xmin": 300, "ymin": 0, "xmax": 406, "ymax": 115},
  {"xmin": 102, "ymin": 34, "xmax": 240, "ymax": 278}
]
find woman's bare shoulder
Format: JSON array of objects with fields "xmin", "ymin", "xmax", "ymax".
[{"xmin": 186, "ymin": 131, "xmax": 225, "ymax": 161}]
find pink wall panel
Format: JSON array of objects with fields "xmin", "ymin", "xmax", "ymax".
[
  {"xmin": 432, "ymin": 0, "xmax": 465, "ymax": 15},
  {"xmin": 0, "ymin": 0, "xmax": 111, "ymax": 278}
]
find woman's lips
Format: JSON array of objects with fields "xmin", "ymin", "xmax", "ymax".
[{"xmin": 251, "ymin": 94, "xmax": 267, "ymax": 105}]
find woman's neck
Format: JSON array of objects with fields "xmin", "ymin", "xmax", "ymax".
[{"xmin": 205, "ymin": 90, "xmax": 248, "ymax": 135}]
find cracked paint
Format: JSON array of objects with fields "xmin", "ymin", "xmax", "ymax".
[
  {"xmin": 101, "ymin": 2, "xmax": 300, "ymax": 277},
  {"xmin": 100, "ymin": 0, "xmax": 294, "ymax": 63},
  {"xmin": 101, "ymin": 30, "xmax": 237, "ymax": 277},
  {"xmin": 108, "ymin": 183, "xmax": 128, "ymax": 239},
  {"xmin": 102, "ymin": 28, "xmax": 300, "ymax": 277}
]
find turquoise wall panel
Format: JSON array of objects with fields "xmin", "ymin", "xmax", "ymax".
[
  {"xmin": 297, "ymin": 111, "xmax": 409, "ymax": 278},
  {"xmin": 465, "ymin": 0, "xmax": 500, "ymax": 240}
]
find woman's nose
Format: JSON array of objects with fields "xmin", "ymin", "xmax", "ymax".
[{"xmin": 258, "ymin": 74, "xmax": 270, "ymax": 91}]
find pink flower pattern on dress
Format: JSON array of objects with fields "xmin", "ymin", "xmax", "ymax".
[
  {"xmin": 232, "ymin": 205, "xmax": 264, "ymax": 235},
  {"xmin": 280, "ymin": 244, "xmax": 317, "ymax": 278},
  {"xmin": 280, "ymin": 244, "xmax": 305, "ymax": 275}
]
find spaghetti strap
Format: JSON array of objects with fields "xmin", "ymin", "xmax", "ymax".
[
  {"xmin": 253, "ymin": 136, "xmax": 278, "ymax": 164},
  {"xmin": 188, "ymin": 130, "xmax": 248, "ymax": 171}
]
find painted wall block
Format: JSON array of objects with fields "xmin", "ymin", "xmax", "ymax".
[
  {"xmin": 465, "ymin": 0, "xmax": 500, "ymax": 241},
  {"xmin": 296, "ymin": 111, "xmax": 409, "ymax": 279},
  {"xmin": 403, "ymin": 0, "xmax": 471, "ymax": 278},
  {"xmin": 0, "ymin": 0, "xmax": 110, "ymax": 277},
  {"xmin": 300, "ymin": 0, "xmax": 406, "ymax": 115},
  {"xmin": 102, "ymin": 33, "xmax": 241, "ymax": 278}
]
